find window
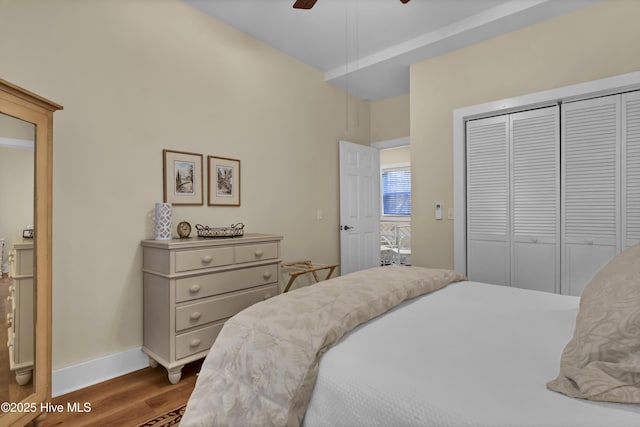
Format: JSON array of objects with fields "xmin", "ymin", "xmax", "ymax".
[{"xmin": 381, "ymin": 165, "xmax": 411, "ymax": 216}]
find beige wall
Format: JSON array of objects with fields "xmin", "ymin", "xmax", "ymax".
[
  {"xmin": 0, "ymin": 117, "xmax": 35, "ymax": 266},
  {"xmin": 410, "ymin": 0, "xmax": 640, "ymax": 269},
  {"xmin": 0, "ymin": 146, "xmax": 34, "ymax": 268},
  {"xmin": 0, "ymin": 0, "xmax": 371, "ymax": 368},
  {"xmin": 0, "ymin": 114, "xmax": 34, "ymax": 140},
  {"xmin": 370, "ymin": 94, "xmax": 409, "ymax": 142},
  {"xmin": 380, "ymin": 146, "xmax": 410, "ymax": 166}
]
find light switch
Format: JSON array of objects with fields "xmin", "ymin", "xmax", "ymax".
[{"xmin": 435, "ymin": 202, "xmax": 442, "ymax": 220}]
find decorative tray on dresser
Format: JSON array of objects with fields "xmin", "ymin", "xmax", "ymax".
[{"xmin": 141, "ymin": 233, "xmax": 283, "ymax": 383}]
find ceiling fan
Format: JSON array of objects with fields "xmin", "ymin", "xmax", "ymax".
[{"xmin": 294, "ymin": 0, "xmax": 410, "ymax": 9}]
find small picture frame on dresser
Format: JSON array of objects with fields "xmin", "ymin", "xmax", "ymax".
[
  {"xmin": 208, "ymin": 156, "xmax": 240, "ymax": 206},
  {"xmin": 163, "ymin": 149, "xmax": 203, "ymax": 205}
]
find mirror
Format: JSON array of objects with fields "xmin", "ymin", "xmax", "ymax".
[
  {"xmin": 0, "ymin": 112, "xmax": 35, "ymax": 404},
  {"xmin": 0, "ymin": 80, "xmax": 61, "ymax": 426}
]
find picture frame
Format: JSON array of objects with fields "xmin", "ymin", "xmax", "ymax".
[
  {"xmin": 163, "ymin": 149, "xmax": 203, "ymax": 205},
  {"xmin": 208, "ymin": 156, "xmax": 241, "ymax": 206}
]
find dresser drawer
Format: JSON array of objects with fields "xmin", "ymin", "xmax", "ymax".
[
  {"xmin": 175, "ymin": 284, "xmax": 277, "ymax": 332},
  {"xmin": 8, "ymin": 248, "xmax": 33, "ymax": 277},
  {"xmin": 176, "ymin": 264, "xmax": 278, "ymax": 303},
  {"xmin": 175, "ymin": 247, "xmax": 234, "ymax": 272},
  {"xmin": 141, "ymin": 233, "xmax": 282, "ymax": 383},
  {"xmin": 235, "ymin": 242, "xmax": 278, "ymax": 264},
  {"xmin": 175, "ymin": 320, "xmax": 225, "ymax": 359}
]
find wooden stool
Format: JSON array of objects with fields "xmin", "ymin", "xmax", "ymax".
[{"xmin": 281, "ymin": 260, "xmax": 338, "ymax": 293}]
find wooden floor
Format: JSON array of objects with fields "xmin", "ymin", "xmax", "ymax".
[{"xmin": 27, "ymin": 360, "xmax": 201, "ymax": 426}]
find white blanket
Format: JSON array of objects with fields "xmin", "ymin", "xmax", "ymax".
[{"xmin": 303, "ymin": 281, "xmax": 640, "ymax": 426}]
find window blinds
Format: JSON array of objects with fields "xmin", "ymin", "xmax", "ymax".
[{"xmin": 382, "ymin": 168, "xmax": 411, "ymax": 216}]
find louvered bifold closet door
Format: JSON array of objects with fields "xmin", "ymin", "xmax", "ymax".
[
  {"xmin": 510, "ymin": 107, "xmax": 559, "ymax": 293},
  {"xmin": 561, "ymin": 95, "xmax": 620, "ymax": 296},
  {"xmin": 466, "ymin": 115, "xmax": 509, "ymax": 285},
  {"xmin": 622, "ymin": 90, "xmax": 640, "ymax": 249}
]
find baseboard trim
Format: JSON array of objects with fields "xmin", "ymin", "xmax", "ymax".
[{"xmin": 52, "ymin": 347, "xmax": 149, "ymax": 397}]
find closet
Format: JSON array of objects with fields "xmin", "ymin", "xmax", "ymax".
[{"xmin": 466, "ymin": 90, "xmax": 640, "ymax": 296}]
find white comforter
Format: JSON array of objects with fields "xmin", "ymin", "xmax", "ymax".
[
  {"xmin": 181, "ymin": 266, "xmax": 465, "ymax": 426},
  {"xmin": 303, "ymin": 281, "xmax": 640, "ymax": 426}
]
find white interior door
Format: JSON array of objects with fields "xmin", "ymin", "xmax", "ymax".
[
  {"xmin": 510, "ymin": 106, "xmax": 560, "ymax": 293},
  {"xmin": 561, "ymin": 95, "xmax": 620, "ymax": 296},
  {"xmin": 622, "ymin": 90, "xmax": 640, "ymax": 249},
  {"xmin": 466, "ymin": 115, "xmax": 510, "ymax": 286},
  {"xmin": 339, "ymin": 140, "xmax": 380, "ymax": 275}
]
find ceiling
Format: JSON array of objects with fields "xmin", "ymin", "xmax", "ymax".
[{"xmin": 184, "ymin": 0, "xmax": 601, "ymax": 101}]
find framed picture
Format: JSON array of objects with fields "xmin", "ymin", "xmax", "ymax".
[
  {"xmin": 163, "ymin": 149, "xmax": 203, "ymax": 205},
  {"xmin": 208, "ymin": 156, "xmax": 240, "ymax": 206}
]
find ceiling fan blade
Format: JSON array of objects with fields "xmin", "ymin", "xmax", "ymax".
[
  {"xmin": 293, "ymin": 0, "xmax": 318, "ymax": 9},
  {"xmin": 293, "ymin": 0, "xmax": 406, "ymax": 10}
]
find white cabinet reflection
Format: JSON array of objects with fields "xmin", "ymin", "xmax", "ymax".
[{"xmin": 7, "ymin": 238, "xmax": 34, "ymax": 385}]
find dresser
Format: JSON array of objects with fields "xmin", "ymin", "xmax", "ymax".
[
  {"xmin": 7, "ymin": 238, "xmax": 34, "ymax": 386},
  {"xmin": 141, "ymin": 233, "xmax": 283, "ymax": 383}
]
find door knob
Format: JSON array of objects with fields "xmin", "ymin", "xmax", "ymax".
[{"xmin": 341, "ymin": 225, "xmax": 353, "ymax": 231}]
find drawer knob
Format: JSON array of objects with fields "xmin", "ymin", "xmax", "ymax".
[
  {"xmin": 263, "ymin": 271, "xmax": 272, "ymax": 280},
  {"xmin": 254, "ymin": 249, "xmax": 264, "ymax": 258},
  {"xmin": 201, "ymin": 255, "xmax": 213, "ymax": 264},
  {"xmin": 190, "ymin": 338, "xmax": 201, "ymax": 347},
  {"xmin": 190, "ymin": 311, "xmax": 202, "ymax": 321},
  {"xmin": 189, "ymin": 284, "xmax": 201, "ymax": 293}
]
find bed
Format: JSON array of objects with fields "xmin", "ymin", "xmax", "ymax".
[{"xmin": 181, "ymin": 246, "xmax": 640, "ymax": 427}]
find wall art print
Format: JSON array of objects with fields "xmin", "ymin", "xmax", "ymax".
[
  {"xmin": 163, "ymin": 149, "xmax": 203, "ymax": 205},
  {"xmin": 208, "ymin": 156, "xmax": 240, "ymax": 206}
]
